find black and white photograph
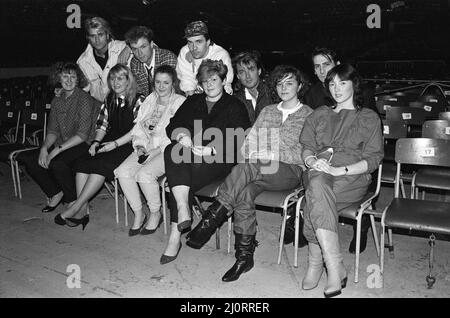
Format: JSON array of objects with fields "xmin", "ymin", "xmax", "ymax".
[{"xmin": 0, "ymin": 0, "xmax": 449, "ymax": 301}]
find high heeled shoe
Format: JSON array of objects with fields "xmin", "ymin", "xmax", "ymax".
[
  {"xmin": 42, "ymin": 201, "xmax": 62, "ymax": 213},
  {"xmin": 177, "ymin": 219, "xmax": 192, "ymax": 232},
  {"xmin": 54, "ymin": 213, "xmax": 67, "ymax": 225},
  {"xmin": 66, "ymin": 215, "xmax": 90, "ymax": 231},
  {"xmin": 128, "ymin": 214, "xmax": 148, "ymax": 236},
  {"xmin": 324, "ymin": 276, "xmax": 348, "ymax": 298},
  {"xmin": 160, "ymin": 243, "xmax": 182, "ymax": 265},
  {"xmin": 140, "ymin": 214, "xmax": 163, "ymax": 235}
]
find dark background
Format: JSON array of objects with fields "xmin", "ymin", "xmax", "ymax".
[{"xmin": 1, "ymin": 0, "xmax": 450, "ymax": 79}]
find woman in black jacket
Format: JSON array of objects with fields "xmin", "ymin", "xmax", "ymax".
[{"xmin": 160, "ymin": 59, "xmax": 251, "ymax": 264}]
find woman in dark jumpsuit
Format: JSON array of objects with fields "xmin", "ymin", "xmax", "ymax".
[{"xmin": 300, "ymin": 64, "xmax": 383, "ymax": 297}]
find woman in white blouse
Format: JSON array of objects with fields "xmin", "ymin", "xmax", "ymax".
[{"xmin": 115, "ymin": 65, "xmax": 185, "ymax": 236}]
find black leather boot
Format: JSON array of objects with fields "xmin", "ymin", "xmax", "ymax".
[
  {"xmin": 186, "ymin": 200, "xmax": 229, "ymax": 249},
  {"xmin": 349, "ymin": 215, "xmax": 371, "ymax": 254},
  {"xmin": 222, "ymin": 234, "xmax": 258, "ymax": 282},
  {"xmin": 283, "ymin": 213, "xmax": 308, "ymax": 248}
]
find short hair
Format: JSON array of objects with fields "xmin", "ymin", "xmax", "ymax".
[
  {"xmin": 311, "ymin": 47, "xmax": 339, "ymax": 65},
  {"xmin": 324, "ymin": 63, "xmax": 363, "ymax": 110},
  {"xmin": 232, "ymin": 51, "xmax": 263, "ymax": 74},
  {"xmin": 107, "ymin": 64, "xmax": 137, "ymax": 106},
  {"xmin": 50, "ymin": 62, "xmax": 88, "ymax": 89},
  {"xmin": 153, "ymin": 65, "xmax": 179, "ymax": 88},
  {"xmin": 196, "ymin": 59, "xmax": 228, "ymax": 83},
  {"xmin": 124, "ymin": 26, "xmax": 154, "ymax": 46},
  {"xmin": 268, "ymin": 65, "xmax": 310, "ymax": 102},
  {"xmin": 84, "ymin": 17, "xmax": 113, "ymax": 39}
]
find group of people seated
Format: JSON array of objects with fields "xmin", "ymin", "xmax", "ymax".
[{"xmin": 19, "ymin": 16, "xmax": 383, "ymax": 298}]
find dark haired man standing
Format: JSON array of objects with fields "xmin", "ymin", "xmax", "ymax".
[
  {"xmin": 176, "ymin": 21, "xmax": 233, "ymax": 96},
  {"xmin": 124, "ymin": 26, "xmax": 177, "ymax": 97}
]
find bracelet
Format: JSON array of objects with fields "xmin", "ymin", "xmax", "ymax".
[
  {"xmin": 114, "ymin": 141, "xmax": 119, "ymax": 148},
  {"xmin": 304, "ymin": 155, "xmax": 317, "ymax": 168}
]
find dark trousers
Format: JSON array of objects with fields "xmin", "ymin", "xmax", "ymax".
[
  {"xmin": 217, "ymin": 161, "xmax": 303, "ymax": 235},
  {"xmin": 19, "ymin": 143, "xmax": 90, "ymax": 202},
  {"xmin": 302, "ymin": 170, "xmax": 371, "ymax": 244},
  {"xmin": 164, "ymin": 142, "xmax": 235, "ymax": 223}
]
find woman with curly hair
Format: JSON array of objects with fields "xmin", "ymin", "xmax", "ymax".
[
  {"xmin": 161, "ymin": 59, "xmax": 251, "ymax": 264},
  {"xmin": 54, "ymin": 64, "xmax": 144, "ymax": 229},
  {"xmin": 20, "ymin": 62, "xmax": 97, "ymax": 213}
]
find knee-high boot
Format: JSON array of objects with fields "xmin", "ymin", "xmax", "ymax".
[
  {"xmin": 302, "ymin": 242, "xmax": 324, "ymax": 290},
  {"xmin": 315, "ymin": 229, "xmax": 348, "ymax": 298},
  {"xmin": 222, "ymin": 234, "xmax": 258, "ymax": 282},
  {"xmin": 186, "ymin": 200, "xmax": 229, "ymax": 249}
]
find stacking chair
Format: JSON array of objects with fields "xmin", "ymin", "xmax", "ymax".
[
  {"xmin": 294, "ymin": 165, "xmax": 383, "ymax": 283},
  {"xmin": 193, "ymin": 180, "xmax": 304, "ymax": 265},
  {"xmin": 418, "ymin": 94, "xmax": 447, "ymax": 119},
  {"xmin": 9, "ymin": 107, "xmax": 46, "ymax": 198},
  {"xmin": 381, "ymin": 120, "xmax": 408, "ymax": 198},
  {"xmin": 411, "ymin": 120, "xmax": 450, "ymax": 199},
  {"xmin": 385, "ymin": 106, "xmax": 426, "ymax": 138},
  {"xmin": 0, "ymin": 98, "xmax": 20, "ymax": 144},
  {"xmin": 380, "ymin": 138, "xmax": 450, "ymax": 287},
  {"xmin": 113, "ymin": 175, "xmax": 169, "ymax": 234}
]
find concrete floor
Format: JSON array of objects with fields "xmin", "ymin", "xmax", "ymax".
[{"xmin": 1, "ymin": 163, "xmax": 449, "ymax": 298}]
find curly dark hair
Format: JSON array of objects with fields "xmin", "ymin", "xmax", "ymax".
[
  {"xmin": 324, "ymin": 63, "xmax": 363, "ymax": 110},
  {"xmin": 124, "ymin": 25, "xmax": 154, "ymax": 46},
  {"xmin": 196, "ymin": 59, "xmax": 228, "ymax": 83},
  {"xmin": 268, "ymin": 65, "xmax": 310, "ymax": 103},
  {"xmin": 49, "ymin": 62, "xmax": 88, "ymax": 89}
]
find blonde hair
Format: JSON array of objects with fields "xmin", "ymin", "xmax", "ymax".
[
  {"xmin": 84, "ymin": 16, "xmax": 113, "ymax": 40},
  {"xmin": 107, "ymin": 64, "xmax": 137, "ymax": 106}
]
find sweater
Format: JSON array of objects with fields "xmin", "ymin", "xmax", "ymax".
[
  {"xmin": 176, "ymin": 43, "xmax": 233, "ymax": 95},
  {"xmin": 242, "ymin": 102, "xmax": 313, "ymax": 166},
  {"xmin": 166, "ymin": 93, "xmax": 251, "ymax": 163}
]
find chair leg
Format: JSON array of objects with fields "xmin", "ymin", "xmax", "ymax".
[
  {"xmin": 354, "ymin": 214, "xmax": 362, "ymax": 283},
  {"xmin": 370, "ymin": 215, "xmax": 380, "ymax": 256},
  {"xmin": 400, "ymin": 179, "xmax": 406, "ymax": 198},
  {"xmin": 10, "ymin": 159, "xmax": 17, "ymax": 197},
  {"xmin": 277, "ymin": 203, "xmax": 289, "ymax": 265},
  {"xmin": 294, "ymin": 203, "xmax": 300, "ymax": 268},
  {"xmin": 114, "ymin": 179, "xmax": 119, "ymax": 224},
  {"xmin": 421, "ymin": 190, "xmax": 426, "ymax": 200},
  {"xmin": 380, "ymin": 223, "xmax": 385, "ymax": 287},
  {"xmin": 16, "ymin": 161, "xmax": 22, "ymax": 199},
  {"xmin": 227, "ymin": 216, "xmax": 232, "ymax": 254},
  {"xmin": 388, "ymin": 228, "xmax": 394, "ymax": 255},
  {"xmin": 123, "ymin": 195, "xmax": 128, "ymax": 227},
  {"xmin": 161, "ymin": 180, "xmax": 167, "ymax": 235}
]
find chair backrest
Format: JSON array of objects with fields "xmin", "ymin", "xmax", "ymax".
[
  {"xmin": 395, "ymin": 138, "xmax": 450, "ymax": 167},
  {"xmin": 409, "ymin": 94, "xmax": 447, "ymax": 119},
  {"xmin": 394, "ymin": 138, "xmax": 450, "ymax": 197},
  {"xmin": 386, "ymin": 106, "xmax": 426, "ymax": 126},
  {"xmin": 439, "ymin": 112, "xmax": 450, "ymax": 121},
  {"xmin": 422, "ymin": 120, "xmax": 450, "ymax": 140},
  {"xmin": 376, "ymin": 98, "xmax": 406, "ymax": 115},
  {"xmin": 382, "ymin": 120, "xmax": 407, "ymax": 139}
]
